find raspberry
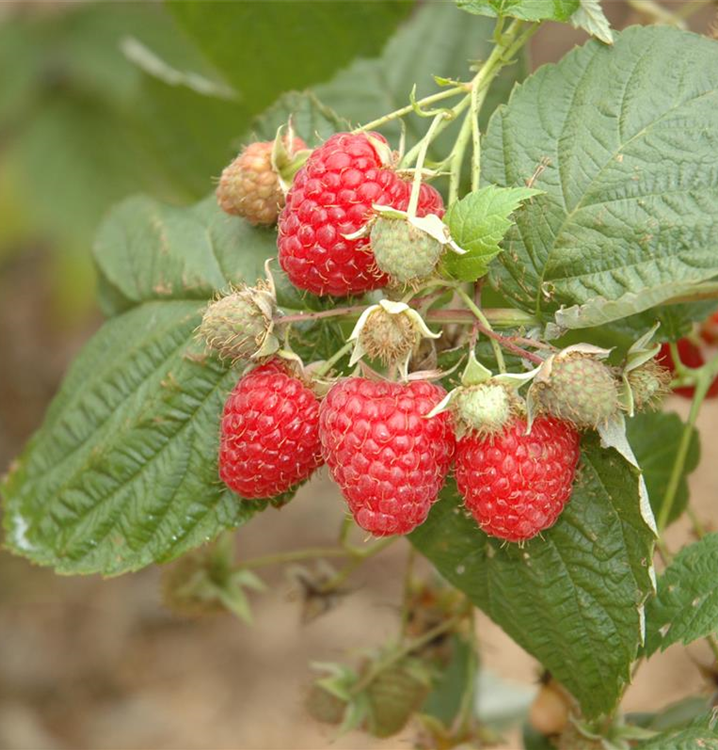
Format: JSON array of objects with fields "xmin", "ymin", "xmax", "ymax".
[
  {"xmin": 371, "ymin": 217, "xmax": 443, "ymax": 285},
  {"xmin": 452, "ymin": 383, "xmax": 519, "ymax": 438},
  {"xmin": 455, "ymin": 417, "xmax": 580, "ymax": 543},
  {"xmin": 319, "ymin": 378, "xmax": 455, "ymax": 536},
  {"xmin": 305, "ymin": 684, "xmax": 347, "ymax": 726},
  {"xmin": 278, "ymin": 132, "xmax": 444, "ymax": 297},
  {"xmin": 216, "ymin": 138, "xmax": 307, "ymax": 225},
  {"xmin": 199, "ymin": 281, "xmax": 279, "ymax": 362},
  {"xmin": 364, "ymin": 658, "xmax": 432, "ymax": 738},
  {"xmin": 532, "ymin": 353, "xmax": 620, "ymax": 429},
  {"xmin": 626, "ymin": 358, "xmax": 671, "ymax": 411},
  {"xmin": 219, "ymin": 361, "xmax": 323, "ymax": 499},
  {"xmin": 657, "ymin": 340, "xmax": 718, "ymax": 399}
]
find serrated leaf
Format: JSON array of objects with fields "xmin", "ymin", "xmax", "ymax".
[
  {"xmin": 410, "ymin": 437, "xmax": 655, "ymax": 718},
  {"xmin": 315, "ymin": 3, "xmax": 526, "ymax": 155},
  {"xmin": 638, "ymin": 713, "xmax": 718, "ymax": 750},
  {"xmin": 483, "ymin": 26, "xmax": 718, "ymax": 326},
  {"xmin": 571, "ymin": 0, "xmax": 613, "ymax": 44},
  {"xmin": 645, "ymin": 535, "xmax": 718, "ymax": 655},
  {"xmin": 444, "ymin": 186, "xmax": 540, "ymax": 281},
  {"xmin": 457, "ymin": 0, "xmax": 579, "ymax": 22},
  {"xmin": 627, "ymin": 412, "xmax": 700, "ymax": 527},
  {"xmin": 166, "ymin": 0, "xmax": 414, "ymax": 115}
]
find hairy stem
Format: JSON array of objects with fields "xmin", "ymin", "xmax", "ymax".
[
  {"xmin": 409, "ymin": 112, "xmax": 449, "ymax": 217},
  {"xmin": 456, "ymin": 287, "xmax": 507, "ymax": 371}
]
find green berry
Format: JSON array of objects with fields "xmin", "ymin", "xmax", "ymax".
[
  {"xmin": 359, "ymin": 306, "xmax": 419, "ymax": 366},
  {"xmin": 534, "ymin": 354, "xmax": 620, "ymax": 429},
  {"xmin": 370, "ymin": 217, "xmax": 443, "ymax": 285},
  {"xmin": 198, "ymin": 282, "xmax": 279, "ymax": 362},
  {"xmin": 453, "ymin": 383, "xmax": 519, "ymax": 438},
  {"xmin": 364, "ymin": 658, "xmax": 431, "ymax": 738},
  {"xmin": 627, "ymin": 358, "xmax": 671, "ymax": 411},
  {"xmin": 305, "ymin": 684, "xmax": 347, "ymax": 726}
]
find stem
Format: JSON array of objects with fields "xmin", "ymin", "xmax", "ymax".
[
  {"xmin": 241, "ymin": 546, "xmax": 349, "ymax": 569},
  {"xmin": 400, "ymin": 547, "xmax": 417, "ymax": 639},
  {"xmin": 449, "ymin": 110, "xmax": 474, "ymax": 205},
  {"xmin": 409, "ymin": 112, "xmax": 448, "ymax": 217},
  {"xmin": 456, "ymin": 287, "xmax": 507, "ymax": 371},
  {"xmin": 470, "ymin": 87, "xmax": 488, "ymax": 192},
  {"xmin": 278, "ymin": 305, "xmax": 366, "ymax": 325},
  {"xmin": 353, "ymin": 86, "xmax": 466, "ymax": 134},
  {"xmin": 316, "ymin": 341, "xmax": 353, "ymax": 376},
  {"xmin": 319, "ymin": 537, "xmax": 397, "ymax": 593},
  {"xmin": 402, "ymin": 96, "xmax": 470, "ymax": 169},
  {"xmin": 351, "ymin": 614, "xmax": 463, "ymax": 695}
]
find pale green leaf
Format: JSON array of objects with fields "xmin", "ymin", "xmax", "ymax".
[
  {"xmin": 457, "ymin": 0, "xmax": 579, "ymax": 22},
  {"xmin": 571, "ymin": 0, "xmax": 613, "ymax": 45},
  {"xmin": 646, "ymin": 535, "xmax": 718, "ymax": 655},
  {"xmin": 444, "ymin": 186, "xmax": 540, "ymax": 281},
  {"xmin": 410, "ymin": 438, "xmax": 655, "ymax": 718},
  {"xmin": 483, "ymin": 26, "xmax": 718, "ymax": 326}
]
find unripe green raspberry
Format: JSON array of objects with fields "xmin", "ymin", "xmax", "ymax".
[
  {"xmin": 216, "ymin": 138, "xmax": 306, "ymax": 225},
  {"xmin": 363, "ymin": 658, "xmax": 431, "ymax": 738},
  {"xmin": 453, "ymin": 383, "xmax": 520, "ymax": 438},
  {"xmin": 358, "ymin": 306, "xmax": 420, "ymax": 366},
  {"xmin": 556, "ymin": 724, "xmax": 607, "ymax": 750},
  {"xmin": 198, "ymin": 282, "xmax": 280, "ymax": 362},
  {"xmin": 305, "ymin": 684, "xmax": 347, "ymax": 726},
  {"xmin": 534, "ymin": 354, "xmax": 620, "ymax": 429},
  {"xmin": 370, "ymin": 217, "xmax": 443, "ymax": 285},
  {"xmin": 627, "ymin": 358, "xmax": 671, "ymax": 411}
]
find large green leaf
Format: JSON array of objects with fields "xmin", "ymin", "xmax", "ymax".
[
  {"xmin": 627, "ymin": 412, "xmax": 700, "ymax": 528},
  {"xmin": 167, "ymin": 0, "xmax": 413, "ymax": 115},
  {"xmin": 482, "ymin": 26, "xmax": 718, "ymax": 327},
  {"xmin": 315, "ymin": 3, "xmax": 526, "ymax": 153},
  {"xmin": 457, "ymin": 0, "xmax": 579, "ymax": 22},
  {"xmin": 410, "ymin": 438, "xmax": 655, "ymax": 718},
  {"xmin": 638, "ymin": 712, "xmax": 718, "ymax": 749},
  {"xmin": 645, "ymin": 535, "xmax": 718, "ymax": 656},
  {"xmin": 1, "ymin": 300, "xmax": 258, "ymax": 576}
]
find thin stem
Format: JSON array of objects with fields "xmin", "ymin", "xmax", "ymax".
[
  {"xmin": 241, "ymin": 546, "xmax": 348, "ymax": 569},
  {"xmin": 319, "ymin": 537, "xmax": 397, "ymax": 593},
  {"xmin": 353, "ymin": 86, "xmax": 466, "ymax": 134},
  {"xmin": 402, "ymin": 96, "xmax": 471, "ymax": 168},
  {"xmin": 409, "ymin": 112, "xmax": 448, "ymax": 217},
  {"xmin": 278, "ymin": 305, "xmax": 366, "ymax": 325},
  {"xmin": 449, "ymin": 109, "xmax": 474, "ymax": 205},
  {"xmin": 456, "ymin": 287, "xmax": 507, "ymax": 371},
  {"xmin": 315, "ymin": 341, "xmax": 353, "ymax": 377},
  {"xmin": 674, "ymin": 0, "xmax": 716, "ymax": 20},
  {"xmin": 400, "ymin": 546, "xmax": 417, "ymax": 639},
  {"xmin": 470, "ymin": 86, "xmax": 488, "ymax": 192}
]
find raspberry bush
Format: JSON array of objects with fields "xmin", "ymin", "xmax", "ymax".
[{"xmin": 3, "ymin": 2, "xmax": 718, "ymax": 747}]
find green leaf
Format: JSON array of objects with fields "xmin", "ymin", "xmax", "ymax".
[
  {"xmin": 410, "ymin": 437, "xmax": 655, "ymax": 718},
  {"xmin": 483, "ymin": 26, "xmax": 718, "ymax": 327},
  {"xmin": 167, "ymin": 0, "xmax": 414, "ymax": 114},
  {"xmin": 570, "ymin": 0, "xmax": 613, "ymax": 45},
  {"xmin": 638, "ymin": 712, "xmax": 718, "ymax": 749},
  {"xmin": 457, "ymin": 0, "xmax": 579, "ymax": 22},
  {"xmin": 645, "ymin": 534, "xmax": 718, "ymax": 656},
  {"xmin": 1, "ymin": 301, "xmax": 260, "ymax": 576},
  {"xmin": 627, "ymin": 412, "xmax": 700, "ymax": 528},
  {"xmin": 444, "ymin": 186, "xmax": 540, "ymax": 281},
  {"xmin": 315, "ymin": 3, "xmax": 526, "ymax": 152},
  {"xmin": 421, "ymin": 635, "xmax": 474, "ymax": 724}
]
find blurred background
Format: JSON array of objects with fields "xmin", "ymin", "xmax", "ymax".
[{"xmin": 1, "ymin": 1, "xmax": 717, "ymax": 748}]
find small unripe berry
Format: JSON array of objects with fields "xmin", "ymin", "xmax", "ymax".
[
  {"xmin": 627, "ymin": 358, "xmax": 671, "ymax": 411},
  {"xmin": 198, "ymin": 282, "xmax": 279, "ymax": 362},
  {"xmin": 359, "ymin": 305, "xmax": 418, "ymax": 365},
  {"xmin": 217, "ymin": 138, "xmax": 306, "ymax": 225},
  {"xmin": 371, "ymin": 217, "xmax": 443, "ymax": 285},
  {"xmin": 453, "ymin": 383, "xmax": 520, "ymax": 438},
  {"xmin": 533, "ymin": 353, "xmax": 620, "ymax": 429},
  {"xmin": 305, "ymin": 684, "xmax": 347, "ymax": 726}
]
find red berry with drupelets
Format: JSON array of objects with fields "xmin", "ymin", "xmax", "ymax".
[
  {"xmin": 319, "ymin": 377, "xmax": 455, "ymax": 535},
  {"xmin": 455, "ymin": 417, "xmax": 581, "ymax": 543},
  {"xmin": 219, "ymin": 361, "xmax": 323, "ymax": 499},
  {"xmin": 278, "ymin": 132, "xmax": 444, "ymax": 297}
]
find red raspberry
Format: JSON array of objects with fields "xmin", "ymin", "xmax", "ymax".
[
  {"xmin": 700, "ymin": 311, "xmax": 718, "ymax": 345},
  {"xmin": 278, "ymin": 132, "xmax": 444, "ymax": 297},
  {"xmin": 219, "ymin": 361, "xmax": 323, "ymax": 499},
  {"xmin": 657, "ymin": 341, "xmax": 718, "ymax": 399},
  {"xmin": 455, "ymin": 417, "xmax": 580, "ymax": 543},
  {"xmin": 319, "ymin": 378, "xmax": 455, "ymax": 536}
]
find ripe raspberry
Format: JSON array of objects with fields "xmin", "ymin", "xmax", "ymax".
[
  {"xmin": 533, "ymin": 353, "xmax": 620, "ymax": 429},
  {"xmin": 319, "ymin": 378, "xmax": 454, "ymax": 536},
  {"xmin": 216, "ymin": 137, "xmax": 307, "ymax": 225},
  {"xmin": 219, "ymin": 361, "xmax": 323, "ymax": 498},
  {"xmin": 657, "ymin": 341, "xmax": 718, "ymax": 399},
  {"xmin": 371, "ymin": 217, "xmax": 443, "ymax": 285},
  {"xmin": 278, "ymin": 132, "xmax": 444, "ymax": 297},
  {"xmin": 455, "ymin": 417, "xmax": 580, "ymax": 543}
]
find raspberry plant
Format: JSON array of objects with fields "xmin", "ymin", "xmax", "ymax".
[{"xmin": 3, "ymin": 2, "xmax": 718, "ymax": 747}]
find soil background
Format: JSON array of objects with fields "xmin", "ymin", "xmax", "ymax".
[{"xmin": 1, "ymin": 3, "xmax": 717, "ymax": 748}]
